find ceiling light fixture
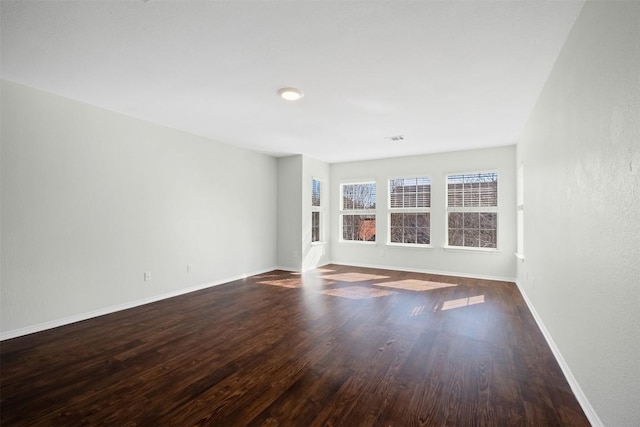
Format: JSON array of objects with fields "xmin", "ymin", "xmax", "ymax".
[
  {"xmin": 277, "ymin": 87, "xmax": 304, "ymax": 101},
  {"xmin": 385, "ymin": 135, "xmax": 405, "ymax": 142}
]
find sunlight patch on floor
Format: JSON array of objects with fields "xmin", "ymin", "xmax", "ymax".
[
  {"xmin": 321, "ymin": 272, "xmax": 389, "ymax": 282},
  {"xmin": 440, "ymin": 295, "xmax": 485, "ymax": 311},
  {"xmin": 375, "ymin": 279, "xmax": 458, "ymax": 292},
  {"xmin": 321, "ymin": 286, "xmax": 397, "ymax": 300},
  {"xmin": 258, "ymin": 278, "xmax": 301, "ymax": 289}
]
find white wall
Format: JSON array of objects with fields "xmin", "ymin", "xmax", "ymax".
[
  {"xmin": 302, "ymin": 155, "xmax": 331, "ymax": 271},
  {"xmin": 276, "ymin": 154, "xmax": 331, "ymax": 271},
  {"xmin": 516, "ymin": 2, "xmax": 640, "ymax": 426},
  {"xmin": 276, "ymin": 155, "xmax": 303, "ymax": 270},
  {"xmin": 330, "ymin": 146, "xmax": 516, "ymax": 280},
  {"xmin": 1, "ymin": 80, "xmax": 278, "ymax": 336}
]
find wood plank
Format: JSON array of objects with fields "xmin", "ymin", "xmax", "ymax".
[{"xmin": 0, "ymin": 265, "xmax": 590, "ymax": 426}]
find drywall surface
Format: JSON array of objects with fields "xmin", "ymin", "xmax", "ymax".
[
  {"xmin": 1, "ymin": 80, "xmax": 278, "ymax": 334},
  {"xmin": 276, "ymin": 154, "xmax": 331, "ymax": 271},
  {"xmin": 330, "ymin": 146, "xmax": 516, "ymax": 280},
  {"xmin": 516, "ymin": 2, "xmax": 640, "ymax": 426},
  {"xmin": 276, "ymin": 155, "xmax": 303, "ymax": 270},
  {"xmin": 302, "ymin": 156, "xmax": 330, "ymax": 271}
]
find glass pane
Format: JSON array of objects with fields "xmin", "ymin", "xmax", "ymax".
[
  {"xmin": 463, "ymin": 229, "xmax": 480, "ymax": 247},
  {"xmin": 404, "ymin": 213, "xmax": 417, "ymax": 228},
  {"xmin": 448, "ymin": 212, "xmax": 463, "ymax": 228},
  {"xmin": 390, "ymin": 213, "xmax": 403, "ymax": 227},
  {"xmin": 342, "ymin": 214, "xmax": 353, "ymax": 240},
  {"xmin": 312, "ymin": 179, "xmax": 321, "ymax": 207},
  {"xmin": 480, "ymin": 230, "xmax": 497, "ymax": 248},
  {"xmin": 389, "ymin": 177, "xmax": 430, "ymax": 208},
  {"xmin": 390, "ymin": 227, "xmax": 403, "ymax": 243},
  {"xmin": 464, "ymin": 182, "xmax": 480, "ymax": 207},
  {"xmin": 342, "ymin": 183, "xmax": 376, "ymax": 210},
  {"xmin": 448, "ymin": 173, "xmax": 497, "ymax": 208},
  {"xmin": 342, "ymin": 226, "xmax": 352, "ymax": 240},
  {"xmin": 479, "ymin": 212, "xmax": 497, "ymax": 229},
  {"xmin": 416, "ymin": 213, "xmax": 429, "ymax": 228},
  {"xmin": 449, "ymin": 228, "xmax": 464, "ymax": 246},
  {"xmin": 417, "ymin": 228, "xmax": 430, "ymax": 244},
  {"xmin": 343, "ymin": 214, "xmax": 376, "ymax": 241},
  {"xmin": 404, "ymin": 227, "xmax": 417, "ymax": 244},
  {"xmin": 343, "ymin": 185, "xmax": 353, "ymax": 210},
  {"xmin": 312, "ymin": 211, "xmax": 320, "ymax": 242},
  {"xmin": 480, "ymin": 179, "xmax": 498, "ymax": 207},
  {"xmin": 358, "ymin": 215, "xmax": 376, "ymax": 241},
  {"xmin": 464, "ymin": 212, "xmax": 480, "ymax": 229}
]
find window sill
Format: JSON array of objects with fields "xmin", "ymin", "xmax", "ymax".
[
  {"xmin": 311, "ymin": 241, "xmax": 327, "ymax": 246},
  {"xmin": 443, "ymin": 246, "xmax": 500, "ymax": 254},
  {"xmin": 386, "ymin": 243, "xmax": 434, "ymax": 249},
  {"xmin": 339, "ymin": 240, "xmax": 377, "ymax": 245}
]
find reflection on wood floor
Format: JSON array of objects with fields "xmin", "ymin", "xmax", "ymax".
[{"xmin": 0, "ymin": 264, "xmax": 590, "ymax": 426}]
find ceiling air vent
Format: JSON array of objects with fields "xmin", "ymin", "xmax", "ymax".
[{"xmin": 385, "ymin": 135, "xmax": 405, "ymax": 142}]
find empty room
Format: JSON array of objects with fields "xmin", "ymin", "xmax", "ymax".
[{"xmin": 1, "ymin": 1, "xmax": 638, "ymax": 426}]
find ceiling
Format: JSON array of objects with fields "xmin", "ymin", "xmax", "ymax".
[{"xmin": 1, "ymin": 0, "xmax": 584, "ymax": 163}]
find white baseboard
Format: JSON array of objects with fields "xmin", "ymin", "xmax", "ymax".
[
  {"xmin": 0, "ymin": 266, "xmax": 276, "ymax": 341},
  {"xmin": 515, "ymin": 280, "xmax": 603, "ymax": 427},
  {"xmin": 273, "ymin": 265, "xmax": 301, "ymax": 273},
  {"xmin": 329, "ymin": 261, "xmax": 516, "ymax": 283},
  {"xmin": 274, "ymin": 261, "xmax": 332, "ymax": 274}
]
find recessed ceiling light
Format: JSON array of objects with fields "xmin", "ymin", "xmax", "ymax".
[
  {"xmin": 385, "ymin": 135, "xmax": 405, "ymax": 142},
  {"xmin": 277, "ymin": 87, "xmax": 304, "ymax": 101}
]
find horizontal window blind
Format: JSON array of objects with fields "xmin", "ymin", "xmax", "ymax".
[
  {"xmin": 389, "ymin": 177, "xmax": 431, "ymax": 208},
  {"xmin": 447, "ymin": 172, "xmax": 498, "ymax": 249},
  {"xmin": 389, "ymin": 177, "xmax": 431, "ymax": 245},
  {"xmin": 447, "ymin": 172, "xmax": 497, "ymax": 208}
]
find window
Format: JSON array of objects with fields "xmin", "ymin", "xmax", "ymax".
[
  {"xmin": 516, "ymin": 163, "xmax": 524, "ymax": 258},
  {"xmin": 447, "ymin": 172, "xmax": 498, "ymax": 248},
  {"xmin": 389, "ymin": 177, "xmax": 431, "ymax": 245},
  {"xmin": 312, "ymin": 211, "xmax": 320, "ymax": 242},
  {"xmin": 312, "ymin": 179, "xmax": 321, "ymax": 208},
  {"xmin": 340, "ymin": 182, "xmax": 376, "ymax": 242},
  {"xmin": 312, "ymin": 179, "xmax": 321, "ymax": 242}
]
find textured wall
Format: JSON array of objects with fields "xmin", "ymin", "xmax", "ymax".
[{"xmin": 516, "ymin": 2, "xmax": 640, "ymax": 426}]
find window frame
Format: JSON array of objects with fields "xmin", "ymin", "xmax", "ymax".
[
  {"xmin": 387, "ymin": 176, "xmax": 432, "ymax": 247},
  {"xmin": 311, "ymin": 178, "xmax": 322, "ymax": 244},
  {"xmin": 445, "ymin": 170, "xmax": 499, "ymax": 251},
  {"xmin": 339, "ymin": 181, "xmax": 377, "ymax": 244},
  {"xmin": 516, "ymin": 162, "xmax": 524, "ymax": 259}
]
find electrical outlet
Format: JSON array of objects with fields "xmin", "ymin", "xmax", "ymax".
[
  {"xmin": 144, "ymin": 272, "xmax": 151, "ymax": 281},
  {"xmin": 187, "ymin": 264, "xmax": 193, "ymax": 273}
]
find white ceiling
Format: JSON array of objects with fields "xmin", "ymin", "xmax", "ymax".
[{"xmin": 1, "ymin": 0, "xmax": 584, "ymax": 163}]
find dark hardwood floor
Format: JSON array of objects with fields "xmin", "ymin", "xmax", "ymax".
[{"xmin": 1, "ymin": 265, "xmax": 590, "ymax": 426}]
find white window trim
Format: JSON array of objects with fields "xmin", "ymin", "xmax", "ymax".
[
  {"xmin": 515, "ymin": 162, "xmax": 525, "ymax": 260},
  {"xmin": 443, "ymin": 245, "xmax": 501, "ymax": 253},
  {"xmin": 387, "ymin": 176, "xmax": 432, "ymax": 247},
  {"xmin": 445, "ymin": 170, "xmax": 499, "ymax": 251},
  {"xmin": 339, "ymin": 181, "xmax": 377, "ymax": 243},
  {"xmin": 387, "ymin": 242, "xmax": 434, "ymax": 249},
  {"xmin": 312, "ymin": 178, "xmax": 323, "ymax": 244}
]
